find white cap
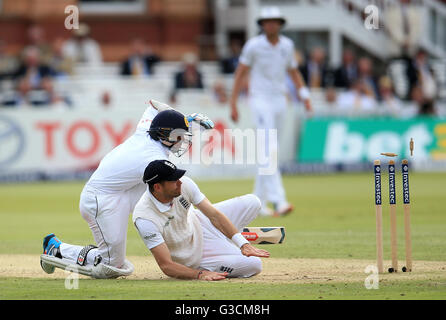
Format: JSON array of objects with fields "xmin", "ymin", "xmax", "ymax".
[
  {"xmin": 257, "ymin": 6, "xmax": 286, "ymax": 26},
  {"xmin": 182, "ymin": 52, "xmax": 198, "ymax": 65}
]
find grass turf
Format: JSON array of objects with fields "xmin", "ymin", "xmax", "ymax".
[
  {"xmin": 1, "ymin": 278, "xmax": 444, "ymax": 300},
  {"xmin": 0, "ymin": 172, "xmax": 445, "ymax": 299}
]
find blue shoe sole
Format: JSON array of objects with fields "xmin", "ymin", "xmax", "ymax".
[{"xmin": 40, "ymin": 257, "xmax": 56, "ymax": 274}]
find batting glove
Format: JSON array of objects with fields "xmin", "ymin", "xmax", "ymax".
[{"xmin": 187, "ymin": 113, "xmax": 214, "ymax": 130}]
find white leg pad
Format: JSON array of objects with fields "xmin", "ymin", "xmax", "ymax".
[
  {"xmin": 40, "ymin": 254, "xmax": 134, "ymax": 279},
  {"xmin": 91, "ymin": 260, "xmax": 134, "ymax": 279},
  {"xmin": 41, "ymin": 254, "xmax": 94, "ymax": 277}
]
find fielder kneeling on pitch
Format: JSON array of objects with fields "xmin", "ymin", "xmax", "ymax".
[{"xmin": 134, "ymin": 160, "xmax": 270, "ymax": 280}]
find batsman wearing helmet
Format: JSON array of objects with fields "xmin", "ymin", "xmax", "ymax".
[
  {"xmin": 229, "ymin": 7, "xmax": 313, "ymax": 216},
  {"xmin": 40, "ymin": 100, "xmax": 214, "ymax": 278},
  {"xmin": 133, "ymin": 160, "xmax": 270, "ymax": 280}
]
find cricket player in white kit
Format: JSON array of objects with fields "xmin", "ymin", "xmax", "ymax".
[
  {"xmin": 40, "ymin": 101, "xmax": 215, "ymax": 278},
  {"xmin": 133, "ymin": 160, "xmax": 270, "ymax": 280},
  {"xmin": 230, "ymin": 7, "xmax": 313, "ymax": 216}
]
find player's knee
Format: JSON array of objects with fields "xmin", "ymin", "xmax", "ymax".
[
  {"xmin": 229, "ymin": 257, "xmax": 262, "ymax": 278},
  {"xmin": 100, "ymin": 238, "xmax": 126, "ymax": 268},
  {"xmin": 247, "ymin": 257, "xmax": 262, "ymax": 277},
  {"xmin": 246, "ymin": 194, "xmax": 262, "ymax": 214},
  {"xmin": 108, "ymin": 255, "xmax": 125, "ymax": 268}
]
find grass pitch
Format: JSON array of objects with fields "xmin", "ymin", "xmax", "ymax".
[{"xmin": 0, "ymin": 172, "xmax": 445, "ymax": 300}]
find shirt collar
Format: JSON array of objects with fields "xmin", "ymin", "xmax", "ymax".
[
  {"xmin": 261, "ymin": 34, "xmax": 282, "ymax": 47},
  {"xmin": 149, "ymin": 190, "xmax": 172, "ymax": 213}
]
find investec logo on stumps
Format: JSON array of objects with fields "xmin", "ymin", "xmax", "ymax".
[
  {"xmin": 402, "ymin": 164, "xmax": 410, "ymax": 204},
  {"xmin": 374, "ymin": 165, "xmax": 381, "ymax": 205},
  {"xmin": 389, "ymin": 164, "xmax": 396, "ymax": 205}
]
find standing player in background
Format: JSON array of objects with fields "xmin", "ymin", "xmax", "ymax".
[
  {"xmin": 40, "ymin": 100, "xmax": 214, "ymax": 278},
  {"xmin": 229, "ymin": 6, "xmax": 313, "ymax": 217}
]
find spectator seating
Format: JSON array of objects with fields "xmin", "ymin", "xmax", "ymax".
[{"xmin": 2, "ymin": 59, "xmax": 445, "ymax": 118}]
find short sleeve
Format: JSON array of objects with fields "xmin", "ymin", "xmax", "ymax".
[
  {"xmin": 286, "ymin": 40, "xmax": 298, "ymax": 69},
  {"xmin": 180, "ymin": 176, "xmax": 205, "ymax": 205},
  {"xmin": 135, "ymin": 218, "xmax": 165, "ymax": 250},
  {"xmin": 238, "ymin": 39, "xmax": 255, "ymax": 67}
]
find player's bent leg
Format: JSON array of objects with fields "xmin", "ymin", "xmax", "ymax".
[
  {"xmin": 213, "ymin": 194, "xmax": 262, "ymax": 231},
  {"xmin": 79, "ymin": 189, "xmax": 112, "ymax": 264},
  {"xmin": 41, "ymin": 190, "xmax": 132, "ymax": 278},
  {"xmin": 41, "ymin": 233, "xmax": 98, "ymax": 276},
  {"xmin": 200, "ymin": 218, "xmax": 263, "ymax": 279},
  {"xmin": 42, "ymin": 234, "xmax": 100, "ymax": 266},
  {"xmin": 239, "ymin": 194, "xmax": 262, "ymax": 227},
  {"xmin": 200, "ymin": 255, "xmax": 262, "ymax": 278},
  {"xmin": 58, "ymin": 243, "xmax": 101, "ymax": 265},
  {"xmin": 200, "ymin": 195, "xmax": 262, "ymax": 266},
  {"xmin": 80, "ymin": 190, "xmax": 131, "ymax": 268},
  {"xmin": 40, "ymin": 234, "xmax": 134, "ymax": 279},
  {"xmin": 41, "ymin": 233, "xmax": 93, "ymax": 273}
]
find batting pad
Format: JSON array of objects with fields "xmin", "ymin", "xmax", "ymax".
[{"xmin": 40, "ymin": 254, "xmax": 134, "ymax": 279}]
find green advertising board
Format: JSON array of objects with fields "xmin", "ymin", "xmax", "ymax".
[{"xmin": 298, "ymin": 117, "xmax": 446, "ymax": 163}]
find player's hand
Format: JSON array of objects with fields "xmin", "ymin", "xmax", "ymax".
[
  {"xmin": 230, "ymin": 102, "xmax": 239, "ymax": 123},
  {"xmin": 187, "ymin": 113, "xmax": 215, "ymax": 130},
  {"xmin": 198, "ymin": 270, "xmax": 228, "ymax": 281},
  {"xmin": 304, "ymin": 99, "xmax": 313, "ymax": 113},
  {"xmin": 241, "ymin": 243, "xmax": 270, "ymax": 258},
  {"xmin": 304, "ymin": 99, "xmax": 313, "ymax": 118}
]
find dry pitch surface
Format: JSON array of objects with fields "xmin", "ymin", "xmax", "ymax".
[{"xmin": 2, "ymin": 254, "xmax": 445, "ymax": 284}]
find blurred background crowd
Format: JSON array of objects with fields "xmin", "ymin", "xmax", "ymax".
[{"xmin": 0, "ymin": 0, "xmax": 445, "ymax": 117}]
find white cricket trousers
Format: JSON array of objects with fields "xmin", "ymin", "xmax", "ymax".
[
  {"xmin": 198, "ymin": 194, "xmax": 263, "ymax": 278},
  {"xmin": 249, "ymin": 94, "xmax": 288, "ymax": 209},
  {"xmin": 59, "ymin": 184, "xmax": 146, "ymax": 268}
]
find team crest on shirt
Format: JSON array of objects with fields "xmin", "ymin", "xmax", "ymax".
[{"xmin": 179, "ymin": 196, "xmax": 190, "ymax": 210}]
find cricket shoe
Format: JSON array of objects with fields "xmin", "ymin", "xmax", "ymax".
[
  {"xmin": 41, "ymin": 233, "xmax": 62, "ymax": 274},
  {"xmin": 273, "ymin": 203, "xmax": 293, "ymax": 217}
]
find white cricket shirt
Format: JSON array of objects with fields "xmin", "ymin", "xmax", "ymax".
[
  {"xmin": 86, "ymin": 107, "xmax": 170, "ymax": 193},
  {"xmin": 239, "ymin": 34, "xmax": 297, "ymax": 97},
  {"xmin": 133, "ymin": 176, "xmax": 205, "ymax": 267}
]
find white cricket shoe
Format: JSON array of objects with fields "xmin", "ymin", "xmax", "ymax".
[
  {"xmin": 273, "ymin": 203, "xmax": 293, "ymax": 217},
  {"xmin": 259, "ymin": 207, "xmax": 274, "ymax": 217}
]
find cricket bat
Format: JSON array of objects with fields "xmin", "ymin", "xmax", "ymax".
[{"xmin": 242, "ymin": 227, "xmax": 285, "ymax": 244}]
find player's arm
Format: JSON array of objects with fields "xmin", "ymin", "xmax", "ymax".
[
  {"xmin": 149, "ymin": 99, "xmax": 214, "ymax": 130},
  {"xmin": 288, "ymin": 68, "xmax": 313, "ymax": 113},
  {"xmin": 196, "ymin": 198, "xmax": 270, "ymax": 258},
  {"xmin": 135, "ymin": 217, "xmax": 227, "ymax": 281},
  {"xmin": 150, "ymin": 243, "xmax": 228, "ymax": 281},
  {"xmin": 229, "ymin": 63, "xmax": 250, "ymax": 123}
]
